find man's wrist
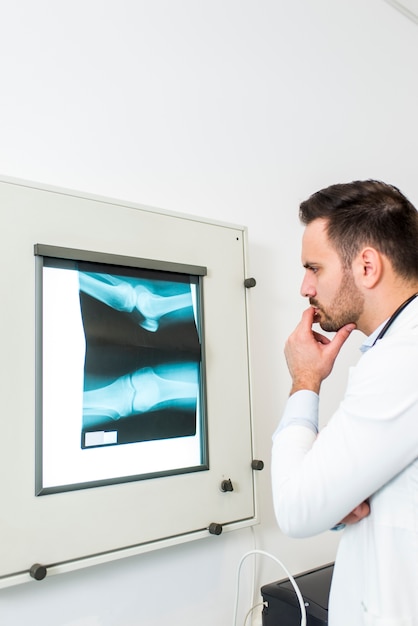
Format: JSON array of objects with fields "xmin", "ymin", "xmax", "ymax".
[{"xmin": 290, "ymin": 379, "xmax": 321, "ymax": 396}]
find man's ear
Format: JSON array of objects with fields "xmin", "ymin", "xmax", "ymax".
[{"xmin": 353, "ymin": 247, "xmax": 382, "ymax": 288}]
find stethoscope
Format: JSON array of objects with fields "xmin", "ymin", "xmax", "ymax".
[{"xmin": 371, "ymin": 292, "xmax": 418, "ymax": 347}]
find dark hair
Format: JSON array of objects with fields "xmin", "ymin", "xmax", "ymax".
[{"xmin": 299, "ymin": 180, "xmax": 418, "ymax": 281}]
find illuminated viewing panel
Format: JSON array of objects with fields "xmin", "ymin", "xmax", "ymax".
[{"xmin": 36, "ymin": 245, "xmax": 207, "ymax": 494}]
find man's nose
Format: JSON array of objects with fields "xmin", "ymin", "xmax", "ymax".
[{"xmin": 300, "ymin": 273, "xmax": 316, "ymax": 298}]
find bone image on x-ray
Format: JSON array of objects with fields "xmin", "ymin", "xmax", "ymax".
[
  {"xmin": 79, "ymin": 272, "xmax": 194, "ymax": 332},
  {"xmin": 82, "ymin": 363, "xmax": 199, "ymax": 428}
]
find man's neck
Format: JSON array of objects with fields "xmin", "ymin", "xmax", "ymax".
[{"xmin": 361, "ymin": 285, "xmax": 418, "ymax": 336}]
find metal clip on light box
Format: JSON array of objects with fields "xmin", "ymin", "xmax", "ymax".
[
  {"xmin": 221, "ymin": 478, "xmax": 234, "ymax": 492},
  {"xmin": 30, "ymin": 563, "xmax": 47, "ymax": 581},
  {"xmin": 208, "ymin": 523, "xmax": 223, "ymax": 535}
]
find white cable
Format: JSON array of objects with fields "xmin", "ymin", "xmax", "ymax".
[
  {"xmin": 232, "ymin": 549, "xmax": 307, "ymax": 626},
  {"xmin": 249, "ymin": 526, "xmax": 259, "ymax": 616},
  {"xmin": 243, "ymin": 602, "xmax": 264, "ymax": 626}
]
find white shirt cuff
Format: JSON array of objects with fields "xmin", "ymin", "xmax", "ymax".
[{"xmin": 273, "ymin": 390, "xmax": 319, "ymax": 437}]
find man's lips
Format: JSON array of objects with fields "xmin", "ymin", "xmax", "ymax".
[{"xmin": 311, "ymin": 305, "xmax": 321, "ymax": 322}]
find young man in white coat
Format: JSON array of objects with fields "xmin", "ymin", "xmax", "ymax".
[{"xmin": 272, "ymin": 179, "xmax": 418, "ymax": 626}]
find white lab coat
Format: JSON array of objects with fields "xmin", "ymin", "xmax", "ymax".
[{"xmin": 272, "ymin": 298, "xmax": 418, "ymax": 625}]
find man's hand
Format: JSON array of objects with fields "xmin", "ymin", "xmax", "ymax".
[
  {"xmin": 340, "ymin": 500, "xmax": 370, "ymax": 525},
  {"xmin": 285, "ymin": 307, "xmax": 355, "ymax": 395}
]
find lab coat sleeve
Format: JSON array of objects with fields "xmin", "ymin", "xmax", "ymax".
[{"xmin": 271, "ymin": 336, "xmax": 418, "ymax": 538}]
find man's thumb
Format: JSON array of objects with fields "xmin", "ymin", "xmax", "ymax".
[{"xmin": 332, "ymin": 323, "xmax": 356, "ymax": 352}]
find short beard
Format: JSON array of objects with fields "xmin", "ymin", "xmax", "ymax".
[{"xmin": 310, "ymin": 271, "xmax": 364, "ymax": 332}]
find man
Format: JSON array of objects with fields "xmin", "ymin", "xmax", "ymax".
[{"xmin": 271, "ymin": 180, "xmax": 418, "ymax": 625}]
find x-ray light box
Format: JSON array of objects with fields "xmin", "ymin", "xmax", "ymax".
[{"xmin": 0, "ymin": 176, "xmax": 259, "ymax": 587}]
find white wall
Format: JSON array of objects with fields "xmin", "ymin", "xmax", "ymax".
[{"xmin": 1, "ymin": 1, "xmax": 418, "ymax": 624}]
